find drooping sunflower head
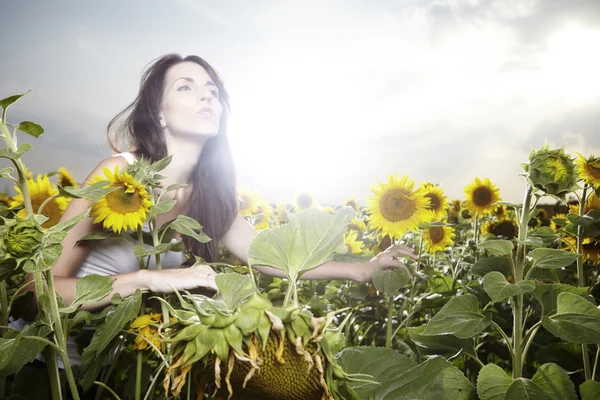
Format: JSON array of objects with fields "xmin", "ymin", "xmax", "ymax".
[
  {"xmin": 238, "ymin": 186, "xmax": 261, "ymax": 217},
  {"xmin": 523, "ymin": 145, "xmax": 579, "ymax": 199},
  {"xmin": 57, "ymin": 167, "xmax": 78, "ymax": 188},
  {"xmin": 88, "ymin": 165, "xmax": 153, "ymax": 234},
  {"xmin": 563, "ymin": 236, "xmax": 600, "ymax": 264},
  {"xmin": 585, "ymin": 193, "xmax": 600, "ymax": 214},
  {"xmin": 11, "ymin": 175, "xmax": 69, "ymax": 229},
  {"xmin": 345, "ymin": 230, "xmax": 364, "ymax": 254},
  {"xmin": 463, "ymin": 177, "xmax": 501, "ymax": 217},
  {"xmin": 294, "ymin": 192, "xmax": 317, "ymax": 211},
  {"xmin": 343, "ymin": 196, "xmax": 360, "ymax": 213},
  {"xmin": 482, "ymin": 218, "xmax": 519, "ymax": 240},
  {"xmin": 418, "ymin": 183, "xmax": 447, "ymax": 222},
  {"xmin": 422, "ymin": 225, "xmax": 455, "ymax": 254},
  {"xmin": 254, "ymin": 201, "xmax": 274, "ymax": 231},
  {"xmin": 365, "ymin": 174, "xmax": 431, "ymax": 239},
  {"xmin": 576, "ymin": 153, "xmax": 600, "ymax": 189},
  {"xmin": 129, "ymin": 313, "xmax": 165, "ymax": 352}
]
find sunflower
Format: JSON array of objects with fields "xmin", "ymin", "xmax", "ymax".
[
  {"xmin": 343, "ymin": 196, "xmax": 360, "ymax": 213},
  {"xmin": 129, "ymin": 313, "xmax": 165, "ymax": 352},
  {"xmin": 21, "ymin": 165, "xmax": 33, "ymax": 180},
  {"xmin": 576, "ymin": 153, "xmax": 600, "ymax": 188},
  {"xmin": 347, "ymin": 218, "xmax": 367, "ymax": 233},
  {"xmin": 482, "ymin": 218, "xmax": 519, "ymax": 240},
  {"xmin": 273, "ymin": 201, "xmax": 289, "ymax": 227},
  {"xmin": 238, "ymin": 186, "xmax": 261, "ymax": 217},
  {"xmin": 319, "ymin": 205, "xmax": 336, "ymax": 214},
  {"xmin": 293, "ymin": 192, "xmax": 317, "ymax": 211},
  {"xmin": 254, "ymin": 201, "xmax": 274, "ymax": 231},
  {"xmin": 584, "ymin": 193, "xmax": 600, "ymax": 214},
  {"xmin": 345, "ymin": 231, "xmax": 364, "ymax": 254},
  {"xmin": 464, "ymin": 177, "xmax": 501, "ymax": 216},
  {"xmin": 0, "ymin": 193, "xmax": 11, "ymax": 208},
  {"xmin": 550, "ymin": 213, "xmax": 567, "ymax": 231},
  {"xmin": 365, "ymin": 174, "xmax": 430, "ymax": 239},
  {"xmin": 563, "ymin": 236, "xmax": 600, "ymax": 264},
  {"xmin": 11, "ymin": 175, "xmax": 69, "ymax": 229},
  {"xmin": 88, "ymin": 165, "xmax": 153, "ymax": 233},
  {"xmin": 493, "ymin": 205, "xmax": 508, "ymax": 221},
  {"xmin": 422, "ymin": 225, "xmax": 455, "ymax": 254},
  {"xmin": 57, "ymin": 167, "xmax": 78, "ymax": 188},
  {"xmin": 418, "ymin": 183, "xmax": 447, "ymax": 222}
]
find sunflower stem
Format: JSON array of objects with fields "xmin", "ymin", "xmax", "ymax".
[
  {"xmin": 578, "ymin": 184, "xmax": 592, "ymax": 380},
  {"xmin": 385, "ymin": 295, "xmax": 395, "ymax": 348},
  {"xmin": 37, "ymin": 192, "xmax": 60, "ymax": 216},
  {"xmin": 135, "ymin": 350, "xmax": 143, "ymax": 400}
]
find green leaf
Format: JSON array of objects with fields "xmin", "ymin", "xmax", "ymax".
[
  {"xmin": 44, "ymin": 209, "xmax": 90, "ymax": 244},
  {"xmin": 0, "ymin": 143, "xmax": 32, "ymax": 160},
  {"xmin": 477, "ymin": 363, "xmax": 512, "ymax": 400},
  {"xmin": 580, "ymin": 380, "xmax": 600, "ymax": 400},
  {"xmin": 529, "ymin": 248, "xmax": 578, "ymax": 269},
  {"xmin": 421, "ymin": 294, "xmax": 491, "ymax": 339},
  {"xmin": 23, "ymin": 244, "xmax": 63, "ymax": 272},
  {"xmin": 0, "ymin": 167, "xmax": 13, "ymax": 178},
  {"xmin": 337, "ymin": 346, "xmax": 417, "ymax": 399},
  {"xmin": 542, "ymin": 292, "xmax": 600, "ymax": 343},
  {"xmin": 483, "ymin": 271, "xmax": 535, "ymax": 302},
  {"xmin": 132, "ymin": 241, "xmax": 185, "ymax": 257},
  {"xmin": 534, "ymin": 343, "xmax": 582, "ymax": 373},
  {"xmin": 428, "ymin": 275, "xmax": 456, "ymax": 294},
  {"xmin": 476, "ymin": 240, "xmax": 514, "ymax": 256},
  {"xmin": 1, "ymin": 323, "xmax": 52, "ymax": 375},
  {"xmin": 164, "ymin": 183, "xmax": 188, "ymax": 192},
  {"xmin": 567, "ymin": 210, "xmax": 600, "ymax": 226},
  {"xmin": 247, "ymin": 207, "xmax": 354, "ymax": 281},
  {"xmin": 57, "ymin": 180, "xmax": 118, "ymax": 202},
  {"xmin": 59, "ymin": 274, "xmax": 114, "ymax": 314},
  {"xmin": 504, "ymin": 378, "xmax": 550, "ymax": 400},
  {"xmin": 147, "ymin": 199, "xmax": 176, "ymax": 219},
  {"xmin": 215, "ymin": 273, "xmax": 255, "ymax": 311},
  {"xmin": 531, "ymin": 363, "xmax": 576, "ymax": 400},
  {"xmin": 408, "ymin": 325, "xmax": 477, "ymax": 359},
  {"xmin": 0, "ymin": 257, "xmax": 19, "ymax": 282},
  {"xmin": 372, "ymin": 268, "xmax": 409, "ymax": 297},
  {"xmin": 531, "ymin": 283, "xmax": 588, "ymax": 316},
  {"xmin": 81, "ymin": 289, "xmax": 141, "ymax": 363},
  {"xmin": 494, "ymin": 201, "xmax": 522, "ymax": 210},
  {"xmin": 17, "ymin": 121, "xmax": 44, "ymax": 138},
  {"xmin": 472, "ymin": 257, "xmax": 511, "ymax": 278},
  {"xmin": 0, "ymin": 91, "xmax": 30, "ymax": 111},
  {"xmin": 160, "ymin": 215, "xmax": 210, "ymax": 243},
  {"xmin": 375, "ymin": 356, "xmax": 475, "ymax": 400},
  {"xmin": 0, "ymin": 333, "xmax": 22, "ymax": 369},
  {"xmin": 77, "ymin": 230, "xmax": 117, "ymax": 244}
]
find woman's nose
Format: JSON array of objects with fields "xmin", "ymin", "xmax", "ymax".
[{"xmin": 200, "ymin": 92, "xmax": 213, "ymax": 103}]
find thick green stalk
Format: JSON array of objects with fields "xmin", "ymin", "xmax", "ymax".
[
  {"xmin": 513, "ymin": 184, "xmax": 533, "ymax": 379},
  {"xmin": 135, "ymin": 350, "xmax": 143, "ymax": 400},
  {"xmin": 385, "ymin": 295, "xmax": 394, "ymax": 348},
  {"xmin": 578, "ymin": 184, "xmax": 592, "ymax": 380},
  {"xmin": 44, "ymin": 347, "xmax": 64, "ymax": 400},
  {"xmin": 0, "ymin": 281, "xmax": 7, "ymax": 330}
]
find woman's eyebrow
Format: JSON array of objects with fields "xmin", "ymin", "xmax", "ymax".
[{"xmin": 171, "ymin": 77, "xmax": 216, "ymax": 87}]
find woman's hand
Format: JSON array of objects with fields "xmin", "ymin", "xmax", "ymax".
[
  {"xmin": 358, "ymin": 244, "xmax": 418, "ymax": 282},
  {"xmin": 142, "ymin": 264, "xmax": 218, "ymax": 293}
]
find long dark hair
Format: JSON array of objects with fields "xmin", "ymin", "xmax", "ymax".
[{"xmin": 107, "ymin": 53, "xmax": 238, "ymax": 263}]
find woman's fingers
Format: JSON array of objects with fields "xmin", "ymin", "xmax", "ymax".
[{"xmin": 383, "ymin": 244, "xmax": 418, "ymax": 260}]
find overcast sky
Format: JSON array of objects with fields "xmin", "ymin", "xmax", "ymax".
[{"xmin": 1, "ymin": 0, "xmax": 599, "ymax": 206}]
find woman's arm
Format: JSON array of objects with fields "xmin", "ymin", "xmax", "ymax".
[
  {"xmin": 221, "ymin": 214, "xmax": 416, "ymax": 282},
  {"xmin": 25, "ymin": 156, "xmax": 217, "ymax": 312}
]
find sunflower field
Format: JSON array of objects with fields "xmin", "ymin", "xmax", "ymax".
[{"xmin": 2, "ymin": 91, "xmax": 600, "ymax": 400}]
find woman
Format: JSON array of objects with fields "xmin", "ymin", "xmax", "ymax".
[{"xmin": 46, "ymin": 53, "xmax": 416, "ymax": 311}]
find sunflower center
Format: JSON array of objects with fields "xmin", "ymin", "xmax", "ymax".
[
  {"xmin": 296, "ymin": 193, "xmax": 314, "ymax": 209},
  {"xmin": 585, "ymin": 162, "xmax": 600, "ymax": 179},
  {"xmin": 493, "ymin": 221, "xmax": 518, "ymax": 239},
  {"xmin": 425, "ymin": 194, "xmax": 441, "ymax": 211},
  {"xmin": 428, "ymin": 227, "xmax": 445, "ymax": 244},
  {"xmin": 380, "ymin": 190, "xmax": 416, "ymax": 222},
  {"xmin": 545, "ymin": 157, "xmax": 568, "ymax": 181},
  {"xmin": 473, "ymin": 187, "xmax": 493, "ymax": 207},
  {"xmin": 105, "ymin": 185, "xmax": 143, "ymax": 214}
]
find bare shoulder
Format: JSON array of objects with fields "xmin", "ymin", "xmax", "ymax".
[{"xmin": 83, "ymin": 155, "xmax": 132, "ymax": 186}]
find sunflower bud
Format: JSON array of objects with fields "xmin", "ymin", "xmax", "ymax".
[
  {"xmin": 523, "ymin": 145, "xmax": 579, "ymax": 199},
  {"xmin": 3, "ymin": 216, "xmax": 44, "ymax": 258}
]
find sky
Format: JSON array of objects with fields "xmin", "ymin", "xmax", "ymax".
[{"xmin": 1, "ymin": 0, "xmax": 599, "ymax": 206}]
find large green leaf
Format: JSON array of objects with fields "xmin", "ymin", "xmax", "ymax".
[
  {"xmin": 529, "ymin": 248, "xmax": 579, "ymax": 269},
  {"xmin": 408, "ymin": 325, "xmax": 477, "ymax": 359},
  {"xmin": 542, "ymin": 292, "xmax": 600, "ymax": 343},
  {"xmin": 57, "ymin": 180, "xmax": 118, "ymax": 202},
  {"xmin": 247, "ymin": 207, "xmax": 354, "ymax": 280},
  {"xmin": 477, "ymin": 363, "xmax": 512, "ymax": 400},
  {"xmin": 160, "ymin": 215, "xmax": 210, "ymax": 243},
  {"xmin": 472, "ymin": 257, "xmax": 511, "ymax": 278},
  {"xmin": 580, "ymin": 380, "xmax": 600, "ymax": 400},
  {"xmin": 44, "ymin": 209, "xmax": 90, "ymax": 245},
  {"xmin": 147, "ymin": 199, "xmax": 176, "ymax": 219},
  {"xmin": 567, "ymin": 210, "xmax": 600, "ymax": 226},
  {"xmin": 16, "ymin": 121, "xmax": 44, "ymax": 138},
  {"xmin": 504, "ymin": 378, "xmax": 550, "ymax": 399},
  {"xmin": 421, "ymin": 294, "xmax": 491, "ymax": 339},
  {"xmin": 374, "ymin": 356, "xmax": 475, "ymax": 400},
  {"xmin": 0, "ymin": 143, "xmax": 32, "ymax": 161},
  {"xmin": 23, "ymin": 243, "xmax": 63, "ymax": 273},
  {"xmin": 0, "ymin": 91, "xmax": 30, "ymax": 112},
  {"xmin": 1, "ymin": 323, "xmax": 52, "ymax": 375},
  {"xmin": 132, "ymin": 241, "xmax": 185, "ymax": 257},
  {"xmin": 215, "ymin": 273, "xmax": 254, "ymax": 311},
  {"xmin": 476, "ymin": 240, "xmax": 514, "ymax": 256},
  {"xmin": 531, "ymin": 283, "xmax": 588, "ymax": 316},
  {"xmin": 59, "ymin": 274, "xmax": 114, "ymax": 314},
  {"xmin": 0, "ymin": 333, "xmax": 22, "ymax": 369},
  {"xmin": 531, "ymin": 363, "xmax": 576, "ymax": 400},
  {"xmin": 482, "ymin": 271, "xmax": 535, "ymax": 302},
  {"xmin": 337, "ymin": 346, "xmax": 417, "ymax": 399},
  {"xmin": 81, "ymin": 289, "xmax": 141, "ymax": 364},
  {"xmin": 372, "ymin": 268, "xmax": 409, "ymax": 296},
  {"xmin": 534, "ymin": 343, "xmax": 583, "ymax": 373}
]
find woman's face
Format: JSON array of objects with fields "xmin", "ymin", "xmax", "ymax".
[{"xmin": 160, "ymin": 61, "xmax": 223, "ymax": 136}]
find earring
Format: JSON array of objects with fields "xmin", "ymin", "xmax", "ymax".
[{"xmin": 159, "ymin": 119, "xmax": 166, "ymax": 128}]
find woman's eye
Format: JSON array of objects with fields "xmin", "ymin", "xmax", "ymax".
[
  {"xmin": 177, "ymin": 85, "xmax": 191, "ymax": 92},
  {"xmin": 210, "ymin": 89, "xmax": 219, "ymax": 97}
]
